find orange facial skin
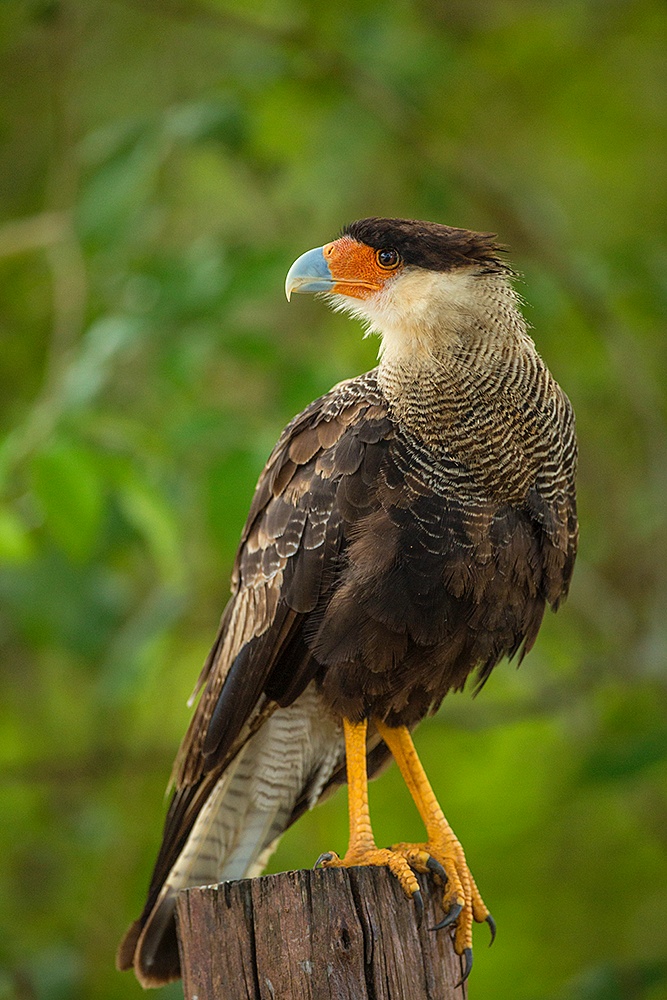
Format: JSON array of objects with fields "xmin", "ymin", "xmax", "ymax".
[{"xmin": 323, "ymin": 236, "xmax": 403, "ymax": 299}]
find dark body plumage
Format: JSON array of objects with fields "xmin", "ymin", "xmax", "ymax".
[{"xmin": 119, "ymin": 219, "xmax": 577, "ymax": 987}]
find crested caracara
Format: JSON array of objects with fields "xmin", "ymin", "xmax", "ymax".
[{"xmin": 118, "ymin": 217, "xmax": 578, "ymax": 987}]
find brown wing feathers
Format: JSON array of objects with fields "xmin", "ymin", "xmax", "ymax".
[
  {"xmin": 173, "ymin": 365, "xmax": 574, "ymax": 794},
  {"xmin": 127, "ymin": 385, "xmax": 392, "ymax": 923}
]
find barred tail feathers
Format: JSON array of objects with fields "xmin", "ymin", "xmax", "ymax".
[{"xmin": 123, "ymin": 686, "xmax": 343, "ymax": 987}]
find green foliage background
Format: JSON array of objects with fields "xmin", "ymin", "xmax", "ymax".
[{"xmin": 1, "ymin": 2, "xmax": 666, "ymax": 998}]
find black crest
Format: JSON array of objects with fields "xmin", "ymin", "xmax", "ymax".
[{"xmin": 343, "ymin": 217, "xmax": 508, "ymax": 274}]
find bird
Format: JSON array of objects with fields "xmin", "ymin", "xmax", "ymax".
[{"xmin": 117, "ymin": 217, "xmax": 578, "ymax": 988}]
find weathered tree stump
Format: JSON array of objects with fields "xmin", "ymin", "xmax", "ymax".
[{"xmin": 177, "ymin": 867, "xmax": 467, "ymax": 999}]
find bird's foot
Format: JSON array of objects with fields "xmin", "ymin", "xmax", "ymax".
[
  {"xmin": 390, "ymin": 839, "xmax": 494, "ymax": 981},
  {"xmin": 315, "ymin": 846, "xmax": 424, "ymax": 922}
]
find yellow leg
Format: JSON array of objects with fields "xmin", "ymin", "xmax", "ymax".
[
  {"xmin": 317, "ymin": 718, "xmax": 422, "ymax": 907},
  {"xmin": 375, "ymin": 719, "xmax": 494, "ymax": 973},
  {"xmin": 342, "ymin": 717, "xmax": 375, "ymax": 855}
]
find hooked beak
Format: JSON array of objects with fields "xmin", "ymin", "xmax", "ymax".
[{"xmin": 285, "ymin": 246, "xmax": 333, "ymax": 301}]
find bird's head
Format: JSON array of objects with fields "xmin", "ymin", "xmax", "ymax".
[{"xmin": 285, "ymin": 217, "xmax": 519, "ymax": 364}]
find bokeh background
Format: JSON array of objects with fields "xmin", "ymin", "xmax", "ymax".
[{"xmin": 1, "ymin": 2, "xmax": 666, "ymax": 998}]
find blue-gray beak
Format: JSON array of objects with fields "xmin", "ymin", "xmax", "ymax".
[{"xmin": 285, "ymin": 246, "xmax": 334, "ymax": 301}]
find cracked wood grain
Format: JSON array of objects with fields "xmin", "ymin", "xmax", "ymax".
[{"xmin": 177, "ymin": 868, "xmax": 467, "ymax": 999}]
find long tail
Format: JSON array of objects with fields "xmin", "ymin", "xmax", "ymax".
[{"xmin": 118, "ymin": 686, "xmax": 344, "ymax": 987}]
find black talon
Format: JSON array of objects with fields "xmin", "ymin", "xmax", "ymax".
[
  {"xmin": 314, "ymin": 852, "xmax": 335, "ymax": 869},
  {"xmin": 425, "ymin": 856, "xmax": 448, "ymax": 884},
  {"xmin": 412, "ymin": 889, "xmax": 424, "ymax": 927},
  {"xmin": 430, "ymin": 901, "xmax": 463, "ymax": 931},
  {"xmin": 455, "ymin": 948, "xmax": 473, "ymax": 986},
  {"xmin": 486, "ymin": 913, "xmax": 497, "ymax": 945}
]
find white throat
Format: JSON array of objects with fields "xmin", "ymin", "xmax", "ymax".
[{"xmin": 326, "ymin": 266, "xmax": 527, "ymax": 373}]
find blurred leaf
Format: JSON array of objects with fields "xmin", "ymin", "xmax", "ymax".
[
  {"xmin": 581, "ymin": 725, "xmax": 667, "ymax": 784},
  {"xmin": 77, "ymin": 128, "xmax": 163, "ymax": 244},
  {"xmin": 31, "ymin": 443, "xmax": 104, "ymax": 562},
  {"xmin": 61, "ymin": 315, "xmax": 144, "ymax": 411},
  {"xmin": 163, "ymin": 97, "xmax": 247, "ymax": 150},
  {"xmin": 580, "ymin": 686, "xmax": 667, "ymax": 784},
  {"xmin": 0, "ymin": 549, "xmax": 127, "ymax": 656},
  {"xmin": 207, "ymin": 449, "xmax": 261, "ymax": 561},
  {"xmin": 0, "ymin": 507, "xmax": 34, "ymax": 564},
  {"xmin": 116, "ymin": 473, "xmax": 183, "ymax": 586},
  {"xmin": 556, "ymin": 960, "xmax": 667, "ymax": 1000},
  {"xmin": 140, "ymin": 241, "xmax": 228, "ymax": 325},
  {"xmin": 98, "ymin": 585, "xmax": 186, "ymax": 702},
  {"xmin": 23, "ymin": 946, "xmax": 85, "ymax": 1000}
]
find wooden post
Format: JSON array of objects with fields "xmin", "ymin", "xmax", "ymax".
[{"xmin": 176, "ymin": 867, "xmax": 467, "ymax": 1000}]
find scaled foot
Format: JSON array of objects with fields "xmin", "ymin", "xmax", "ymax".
[
  {"xmin": 390, "ymin": 838, "xmax": 495, "ymax": 980},
  {"xmin": 316, "ymin": 844, "xmax": 425, "ymax": 921}
]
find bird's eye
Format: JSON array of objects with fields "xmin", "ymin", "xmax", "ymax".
[{"xmin": 376, "ymin": 248, "xmax": 401, "ymax": 270}]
